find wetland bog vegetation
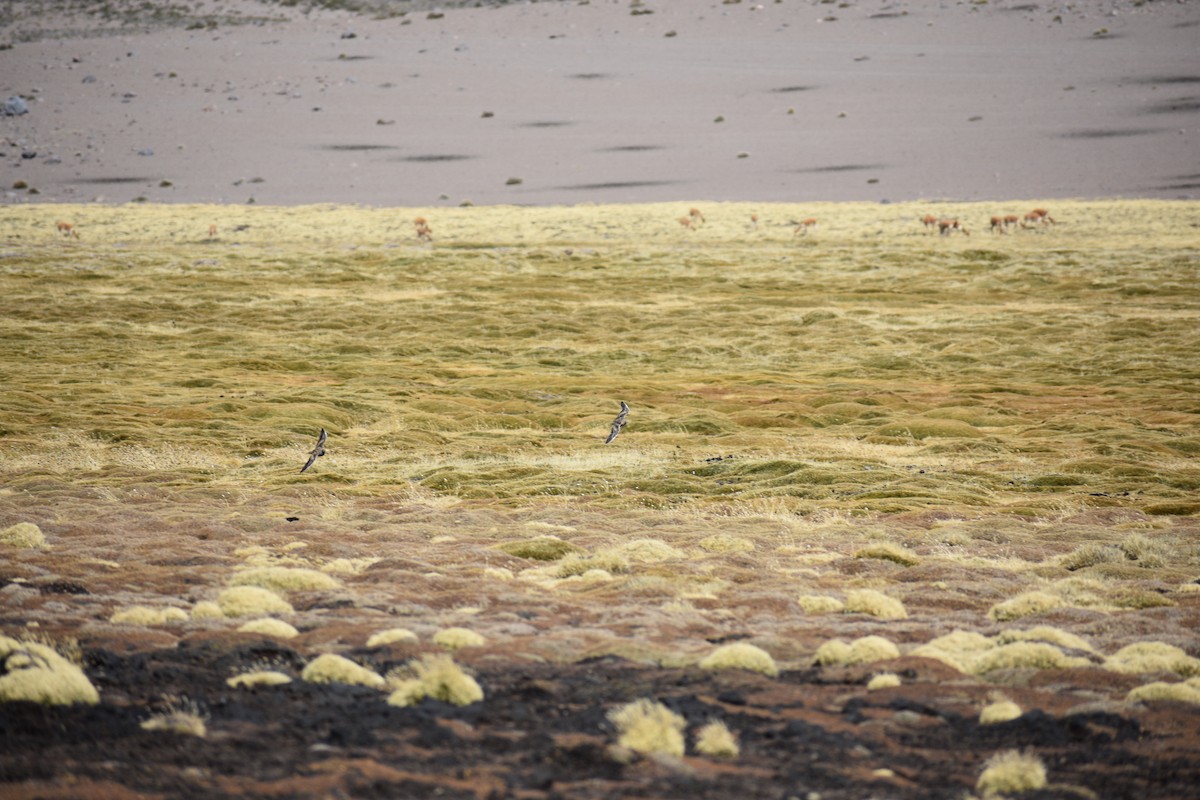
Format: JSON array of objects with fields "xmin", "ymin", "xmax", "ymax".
[{"xmin": 1, "ymin": 199, "xmax": 1199, "ymax": 798}]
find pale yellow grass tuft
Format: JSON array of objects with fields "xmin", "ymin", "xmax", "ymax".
[
  {"xmin": 229, "ymin": 566, "xmax": 340, "ymax": 593},
  {"xmin": 366, "ymin": 628, "xmax": 419, "ymax": 648},
  {"xmin": 694, "ymin": 719, "xmax": 739, "ymax": 758},
  {"xmin": 867, "ymin": 673, "xmax": 902, "ymax": 691},
  {"xmin": 607, "ymin": 698, "xmax": 686, "ymax": 758},
  {"xmin": 190, "ymin": 601, "xmax": 226, "ymax": 620},
  {"xmin": 320, "ymin": 557, "xmax": 382, "ymax": 575},
  {"xmin": 988, "ymin": 591, "xmax": 1064, "ymax": 621},
  {"xmin": 615, "ymin": 538, "xmax": 686, "ymax": 563},
  {"xmin": 995, "ymin": 626, "xmax": 1096, "ymax": 653},
  {"xmin": 698, "ymin": 642, "xmax": 779, "ymax": 677},
  {"xmin": 1104, "ymin": 642, "xmax": 1200, "ymax": 677},
  {"xmin": 844, "ymin": 589, "xmax": 908, "ymax": 620},
  {"xmin": 979, "ymin": 700, "xmax": 1023, "ymax": 724},
  {"xmin": 697, "ymin": 534, "xmax": 755, "ymax": 554},
  {"xmin": 109, "ymin": 606, "xmax": 188, "ymax": 626},
  {"xmin": 301, "ymin": 653, "xmax": 385, "ymax": 688},
  {"xmin": 237, "ymin": 618, "xmax": 299, "ymax": 639},
  {"xmin": 1126, "ymin": 681, "xmax": 1200, "ymax": 705},
  {"xmin": 432, "ymin": 627, "xmax": 486, "ymax": 651},
  {"xmin": 141, "ymin": 699, "xmax": 208, "ymax": 738},
  {"xmin": 0, "ymin": 635, "xmax": 99, "ymax": 705},
  {"xmin": 976, "ymin": 750, "xmax": 1047, "ymax": 797},
  {"xmin": 386, "ymin": 654, "xmax": 484, "ymax": 707},
  {"xmin": 0, "ymin": 522, "xmax": 45, "ymax": 549},
  {"xmin": 227, "ymin": 670, "xmax": 293, "ymax": 688},
  {"xmin": 971, "ymin": 642, "xmax": 1091, "ymax": 675},
  {"xmin": 910, "ymin": 631, "xmax": 996, "ymax": 673},
  {"xmin": 217, "ymin": 586, "xmax": 294, "ymax": 618},
  {"xmin": 798, "ymin": 594, "xmax": 845, "ymax": 614},
  {"xmin": 854, "ymin": 542, "xmax": 920, "ymax": 567},
  {"xmin": 814, "ymin": 635, "xmax": 900, "ymax": 666}
]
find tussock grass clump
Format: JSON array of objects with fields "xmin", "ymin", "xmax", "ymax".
[
  {"xmin": 387, "ymin": 654, "xmax": 483, "ymax": 707},
  {"xmin": 1104, "ymin": 642, "xmax": 1200, "ymax": 677},
  {"xmin": 854, "ymin": 543, "xmax": 920, "ymax": 567},
  {"xmin": 301, "ymin": 654, "xmax": 385, "ymax": 688},
  {"xmin": 140, "ymin": 697, "xmax": 207, "ymax": 738},
  {"xmin": 976, "ymin": 750, "xmax": 1047, "ymax": 797},
  {"xmin": 910, "ymin": 630, "xmax": 997, "ymax": 673},
  {"xmin": 814, "ymin": 635, "xmax": 900, "ymax": 666},
  {"xmin": 227, "ymin": 670, "xmax": 293, "ymax": 688},
  {"xmin": 555, "ymin": 550, "xmax": 629, "ymax": 578},
  {"xmin": 698, "ymin": 642, "xmax": 779, "ymax": 677},
  {"xmin": 1126, "ymin": 681, "xmax": 1200, "ymax": 705},
  {"xmin": 694, "ymin": 719, "xmax": 739, "ymax": 758},
  {"xmin": 0, "ymin": 522, "xmax": 45, "ymax": 548},
  {"xmin": 697, "ymin": 534, "xmax": 755, "ymax": 554},
  {"xmin": 607, "ymin": 698, "xmax": 686, "ymax": 758},
  {"xmin": 798, "ymin": 594, "xmax": 845, "ymax": 614},
  {"xmin": 0, "ymin": 635, "xmax": 99, "ymax": 705},
  {"xmin": 844, "ymin": 589, "xmax": 908, "ymax": 620},
  {"xmin": 190, "ymin": 601, "xmax": 226, "ymax": 620},
  {"xmin": 432, "ymin": 627, "xmax": 486, "ymax": 651},
  {"xmin": 980, "ymin": 699, "xmax": 1023, "ymax": 724},
  {"xmin": 1060, "ymin": 543, "xmax": 1123, "ymax": 571},
  {"xmin": 995, "ymin": 626, "xmax": 1096, "ymax": 654},
  {"xmin": 1118, "ymin": 533, "xmax": 1172, "ymax": 569},
  {"xmin": 217, "ymin": 586, "xmax": 294, "ymax": 617},
  {"xmin": 988, "ymin": 591, "xmax": 1063, "ymax": 621},
  {"xmin": 321, "ymin": 557, "xmax": 381, "ymax": 575},
  {"xmin": 366, "ymin": 628, "xmax": 419, "ymax": 648},
  {"xmin": 497, "ymin": 535, "xmax": 582, "ymax": 561},
  {"xmin": 867, "ymin": 672, "xmax": 901, "ymax": 691},
  {"xmin": 230, "ymin": 567, "xmax": 340, "ymax": 593},
  {"xmin": 972, "ymin": 642, "xmax": 1091, "ymax": 675},
  {"xmin": 109, "ymin": 606, "xmax": 189, "ymax": 626},
  {"xmin": 237, "ymin": 618, "xmax": 299, "ymax": 638},
  {"xmin": 616, "ymin": 538, "xmax": 686, "ymax": 563}
]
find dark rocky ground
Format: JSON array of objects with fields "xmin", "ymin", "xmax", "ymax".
[{"xmin": 3, "ymin": 639, "xmax": 1198, "ymax": 799}]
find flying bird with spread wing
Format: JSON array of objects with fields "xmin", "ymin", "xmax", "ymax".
[
  {"xmin": 300, "ymin": 428, "xmax": 327, "ymax": 473},
  {"xmin": 605, "ymin": 401, "xmax": 629, "ymax": 444}
]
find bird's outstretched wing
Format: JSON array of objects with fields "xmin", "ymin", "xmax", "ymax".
[
  {"xmin": 605, "ymin": 401, "xmax": 629, "ymax": 444},
  {"xmin": 300, "ymin": 428, "xmax": 327, "ymax": 473}
]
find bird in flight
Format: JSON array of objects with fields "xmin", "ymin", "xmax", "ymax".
[
  {"xmin": 605, "ymin": 401, "xmax": 630, "ymax": 444},
  {"xmin": 300, "ymin": 428, "xmax": 327, "ymax": 473}
]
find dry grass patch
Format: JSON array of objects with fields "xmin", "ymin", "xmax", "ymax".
[
  {"xmin": 0, "ymin": 635, "xmax": 99, "ymax": 706},
  {"xmin": 140, "ymin": 697, "xmax": 207, "ymax": 738},
  {"xmin": 1126, "ymin": 680, "xmax": 1200, "ymax": 705},
  {"xmin": 854, "ymin": 542, "xmax": 919, "ymax": 567},
  {"xmin": 216, "ymin": 586, "xmax": 294, "ymax": 618},
  {"xmin": 237, "ymin": 618, "xmax": 299, "ymax": 638},
  {"xmin": 814, "ymin": 635, "xmax": 900, "ymax": 666},
  {"xmin": 432, "ymin": 627, "xmax": 486, "ymax": 651},
  {"xmin": 979, "ymin": 699, "xmax": 1023, "ymax": 724},
  {"xmin": 607, "ymin": 698, "xmax": 686, "ymax": 758},
  {"xmin": 229, "ymin": 567, "xmax": 340, "ymax": 593},
  {"xmin": 301, "ymin": 653, "xmax": 385, "ymax": 688},
  {"xmin": 1104, "ymin": 642, "xmax": 1200, "ymax": 677},
  {"xmin": 844, "ymin": 589, "xmax": 908, "ymax": 620},
  {"xmin": 976, "ymin": 749, "xmax": 1048, "ymax": 797},
  {"xmin": 387, "ymin": 654, "xmax": 483, "ymax": 707},
  {"xmin": 698, "ymin": 642, "xmax": 779, "ymax": 677},
  {"xmin": 109, "ymin": 606, "xmax": 188, "ymax": 626},
  {"xmin": 867, "ymin": 672, "xmax": 902, "ymax": 691},
  {"xmin": 367, "ymin": 628, "xmax": 419, "ymax": 648},
  {"xmin": 227, "ymin": 670, "xmax": 293, "ymax": 688},
  {"xmin": 694, "ymin": 719, "xmax": 739, "ymax": 758},
  {"xmin": 798, "ymin": 594, "xmax": 845, "ymax": 614},
  {"xmin": 988, "ymin": 590, "xmax": 1064, "ymax": 621},
  {"xmin": 497, "ymin": 535, "xmax": 582, "ymax": 561},
  {"xmin": 0, "ymin": 522, "xmax": 45, "ymax": 548}
]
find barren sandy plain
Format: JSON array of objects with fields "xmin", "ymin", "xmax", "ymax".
[{"xmin": 3, "ymin": 2, "xmax": 1200, "ymax": 800}]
